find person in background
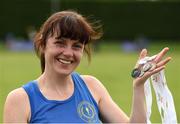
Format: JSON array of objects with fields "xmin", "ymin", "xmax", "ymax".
[{"xmin": 3, "ymin": 10, "xmax": 171, "ymax": 123}]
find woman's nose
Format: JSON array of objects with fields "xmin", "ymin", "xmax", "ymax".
[{"xmin": 62, "ymin": 47, "xmax": 73, "ymax": 57}]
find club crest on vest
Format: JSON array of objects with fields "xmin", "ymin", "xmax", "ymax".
[{"xmin": 77, "ymin": 101, "xmax": 98, "ymax": 123}]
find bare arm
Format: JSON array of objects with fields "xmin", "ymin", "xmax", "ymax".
[
  {"xmin": 98, "ymin": 84, "xmax": 129, "ymax": 123},
  {"xmin": 82, "ymin": 47, "xmax": 171, "ymax": 123},
  {"xmin": 82, "ymin": 75, "xmax": 129, "ymax": 123},
  {"xmin": 130, "ymin": 47, "xmax": 171, "ymax": 123},
  {"xmin": 3, "ymin": 88, "xmax": 30, "ymax": 123}
]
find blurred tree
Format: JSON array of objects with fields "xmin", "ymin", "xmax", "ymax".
[{"xmin": 0, "ymin": 0, "xmax": 180, "ymax": 41}]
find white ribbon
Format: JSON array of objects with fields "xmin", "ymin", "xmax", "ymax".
[{"xmin": 139, "ymin": 57, "xmax": 177, "ymax": 124}]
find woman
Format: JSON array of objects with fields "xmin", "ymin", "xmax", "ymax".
[{"xmin": 3, "ymin": 10, "xmax": 171, "ymax": 123}]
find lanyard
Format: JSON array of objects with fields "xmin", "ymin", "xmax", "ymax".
[{"xmin": 140, "ymin": 57, "xmax": 177, "ymax": 124}]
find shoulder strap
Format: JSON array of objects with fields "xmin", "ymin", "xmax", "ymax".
[
  {"xmin": 72, "ymin": 72, "xmax": 99, "ymax": 109},
  {"xmin": 22, "ymin": 81, "xmax": 40, "ymax": 121}
]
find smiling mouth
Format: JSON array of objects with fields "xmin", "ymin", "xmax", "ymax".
[{"xmin": 57, "ymin": 58, "xmax": 72, "ymax": 64}]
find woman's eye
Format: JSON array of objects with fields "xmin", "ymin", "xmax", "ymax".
[
  {"xmin": 75, "ymin": 45, "xmax": 82, "ymax": 48},
  {"xmin": 73, "ymin": 44, "xmax": 83, "ymax": 49},
  {"xmin": 54, "ymin": 41, "xmax": 65, "ymax": 47}
]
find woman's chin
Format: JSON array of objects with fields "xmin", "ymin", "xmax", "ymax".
[{"xmin": 55, "ymin": 69, "xmax": 73, "ymax": 76}]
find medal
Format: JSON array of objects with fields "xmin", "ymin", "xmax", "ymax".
[
  {"xmin": 134, "ymin": 55, "xmax": 177, "ymax": 123},
  {"xmin": 131, "ymin": 54, "xmax": 158, "ymax": 79},
  {"xmin": 142, "ymin": 62, "xmax": 152, "ymax": 72},
  {"xmin": 131, "ymin": 62, "xmax": 156, "ymax": 78},
  {"xmin": 131, "ymin": 68, "xmax": 141, "ymax": 78},
  {"xmin": 139, "ymin": 70, "xmax": 145, "ymax": 77}
]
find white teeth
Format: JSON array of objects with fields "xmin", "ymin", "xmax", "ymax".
[{"xmin": 58, "ymin": 59, "xmax": 71, "ymax": 64}]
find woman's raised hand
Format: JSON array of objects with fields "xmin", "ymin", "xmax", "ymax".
[{"xmin": 133, "ymin": 47, "xmax": 171, "ymax": 87}]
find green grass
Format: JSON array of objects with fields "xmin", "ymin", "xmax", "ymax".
[{"xmin": 0, "ymin": 41, "xmax": 180, "ymax": 122}]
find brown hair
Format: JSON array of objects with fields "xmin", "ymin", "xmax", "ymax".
[{"xmin": 34, "ymin": 10, "xmax": 102, "ymax": 73}]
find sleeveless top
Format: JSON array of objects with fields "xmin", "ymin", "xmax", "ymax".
[{"xmin": 22, "ymin": 72, "xmax": 101, "ymax": 123}]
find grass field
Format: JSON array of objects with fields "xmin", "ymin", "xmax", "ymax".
[{"xmin": 0, "ymin": 41, "xmax": 179, "ymax": 122}]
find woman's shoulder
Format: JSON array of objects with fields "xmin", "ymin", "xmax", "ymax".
[
  {"xmin": 81, "ymin": 75, "xmax": 100, "ymax": 83},
  {"xmin": 3, "ymin": 88, "xmax": 30, "ymax": 122},
  {"xmin": 80, "ymin": 75, "xmax": 103, "ymax": 89},
  {"xmin": 7, "ymin": 87, "xmax": 27, "ymax": 96},
  {"xmin": 5, "ymin": 87, "xmax": 29, "ymax": 107},
  {"xmin": 80, "ymin": 75, "xmax": 108, "ymax": 103}
]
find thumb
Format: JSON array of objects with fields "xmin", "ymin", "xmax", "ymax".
[
  {"xmin": 134, "ymin": 49, "xmax": 148, "ymax": 68},
  {"xmin": 139, "ymin": 49, "xmax": 148, "ymax": 60}
]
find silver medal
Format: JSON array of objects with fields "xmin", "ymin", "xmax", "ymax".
[
  {"xmin": 149, "ymin": 62, "xmax": 156, "ymax": 71},
  {"xmin": 142, "ymin": 62, "xmax": 152, "ymax": 72},
  {"xmin": 138, "ymin": 55, "xmax": 177, "ymax": 123},
  {"xmin": 132, "ymin": 55, "xmax": 157, "ymax": 78},
  {"xmin": 131, "ymin": 68, "xmax": 141, "ymax": 78},
  {"xmin": 139, "ymin": 70, "xmax": 145, "ymax": 77}
]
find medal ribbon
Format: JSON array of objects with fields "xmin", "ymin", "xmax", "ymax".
[{"xmin": 139, "ymin": 57, "xmax": 177, "ymax": 124}]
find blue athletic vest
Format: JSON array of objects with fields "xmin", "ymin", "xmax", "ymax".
[{"xmin": 22, "ymin": 72, "xmax": 101, "ymax": 123}]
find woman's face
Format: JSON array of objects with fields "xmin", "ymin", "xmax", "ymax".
[{"xmin": 44, "ymin": 35, "xmax": 84, "ymax": 76}]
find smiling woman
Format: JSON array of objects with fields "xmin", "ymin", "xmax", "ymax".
[
  {"xmin": 3, "ymin": 10, "xmax": 172, "ymax": 123},
  {"xmin": 44, "ymin": 36, "xmax": 84, "ymax": 76},
  {"xmin": 34, "ymin": 11, "xmax": 102, "ymax": 73}
]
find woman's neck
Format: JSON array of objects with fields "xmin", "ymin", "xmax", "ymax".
[
  {"xmin": 36, "ymin": 71, "xmax": 74, "ymax": 100},
  {"xmin": 38, "ymin": 70, "xmax": 73, "ymax": 89}
]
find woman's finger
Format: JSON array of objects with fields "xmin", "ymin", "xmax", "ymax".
[
  {"xmin": 156, "ymin": 57, "xmax": 171, "ymax": 68},
  {"xmin": 142, "ymin": 66, "xmax": 165, "ymax": 79},
  {"xmin": 150, "ymin": 66, "xmax": 165, "ymax": 75},
  {"xmin": 140, "ymin": 57, "xmax": 170, "ymax": 79},
  {"xmin": 139, "ymin": 49, "xmax": 148, "ymax": 60},
  {"xmin": 134, "ymin": 49, "xmax": 148, "ymax": 68},
  {"xmin": 154, "ymin": 47, "xmax": 169, "ymax": 63}
]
